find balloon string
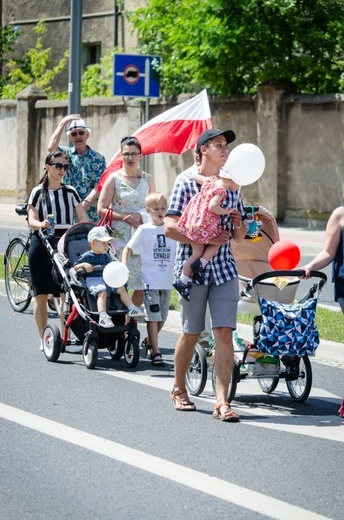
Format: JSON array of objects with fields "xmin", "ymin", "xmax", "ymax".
[{"xmin": 236, "ymin": 186, "xmax": 241, "ymax": 210}]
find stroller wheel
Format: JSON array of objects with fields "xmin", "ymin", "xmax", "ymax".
[
  {"xmin": 124, "ymin": 336, "xmax": 140, "ymax": 368},
  {"xmin": 258, "ymin": 377, "xmax": 279, "ymax": 394},
  {"xmin": 108, "ymin": 334, "xmax": 126, "ymax": 360},
  {"xmin": 83, "ymin": 338, "xmax": 98, "ymax": 369},
  {"xmin": 186, "ymin": 342, "xmax": 208, "ymax": 396},
  {"xmin": 42, "ymin": 323, "xmax": 61, "ymax": 362},
  {"xmin": 285, "ymin": 355, "xmax": 312, "ymax": 402}
]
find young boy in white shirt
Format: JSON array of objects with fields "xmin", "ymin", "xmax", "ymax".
[{"xmin": 122, "ymin": 193, "xmax": 176, "ymax": 366}]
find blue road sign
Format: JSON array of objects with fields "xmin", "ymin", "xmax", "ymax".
[{"xmin": 113, "ymin": 54, "xmax": 161, "ymax": 98}]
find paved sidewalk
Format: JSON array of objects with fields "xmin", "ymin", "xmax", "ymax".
[{"xmin": 1, "ymin": 200, "xmax": 343, "ymax": 365}]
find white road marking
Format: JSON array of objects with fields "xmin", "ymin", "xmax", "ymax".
[
  {"xmin": 0, "ymin": 402, "xmax": 331, "ymax": 520},
  {"xmin": 101, "ymin": 369, "xmax": 344, "ymax": 443}
]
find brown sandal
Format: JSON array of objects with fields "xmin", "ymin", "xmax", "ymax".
[
  {"xmin": 170, "ymin": 388, "xmax": 196, "ymax": 411},
  {"xmin": 213, "ymin": 402, "xmax": 240, "ymax": 422}
]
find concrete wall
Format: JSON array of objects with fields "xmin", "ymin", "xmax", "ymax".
[{"xmin": 0, "ymin": 88, "xmax": 343, "ymax": 227}]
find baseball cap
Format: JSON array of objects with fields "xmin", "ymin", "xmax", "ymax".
[
  {"xmin": 88, "ymin": 226, "xmax": 114, "ymax": 243},
  {"xmin": 196, "ymin": 128, "xmax": 236, "ymax": 154},
  {"xmin": 66, "ymin": 118, "xmax": 91, "ymax": 135}
]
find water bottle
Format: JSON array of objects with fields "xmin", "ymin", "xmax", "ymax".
[{"xmin": 46, "ymin": 214, "xmax": 55, "ymax": 236}]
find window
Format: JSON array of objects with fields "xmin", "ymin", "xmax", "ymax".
[{"xmin": 82, "ymin": 43, "xmax": 101, "ymax": 71}]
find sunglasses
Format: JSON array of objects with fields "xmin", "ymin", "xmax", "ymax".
[
  {"xmin": 70, "ymin": 130, "xmax": 85, "ymax": 137},
  {"xmin": 50, "ymin": 162, "xmax": 69, "ymax": 171}
]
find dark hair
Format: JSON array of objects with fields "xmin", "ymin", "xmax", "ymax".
[
  {"xmin": 39, "ymin": 151, "xmax": 68, "ymax": 189},
  {"xmin": 120, "ymin": 136, "xmax": 142, "ymax": 153}
]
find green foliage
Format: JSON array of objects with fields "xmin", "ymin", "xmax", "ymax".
[
  {"xmin": 81, "ymin": 48, "xmax": 118, "ymax": 98},
  {"xmin": 0, "ymin": 21, "xmax": 68, "ymax": 99},
  {"xmin": 128, "ymin": 0, "xmax": 344, "ymax": 96}
]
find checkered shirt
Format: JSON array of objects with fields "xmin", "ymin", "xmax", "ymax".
[{"xmin": 166, "ymin": 176, "xmax": 246, "ymax": 285}]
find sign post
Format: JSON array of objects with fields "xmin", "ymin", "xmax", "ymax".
[{"xmin": 113, "ymin": 54, "xmax": 161, "ymax": 171}]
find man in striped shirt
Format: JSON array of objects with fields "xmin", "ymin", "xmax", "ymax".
[{"xmin": 165, "ymin": 128, "xmax": 247, "ymax": 422}]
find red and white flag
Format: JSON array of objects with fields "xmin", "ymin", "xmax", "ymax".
[{"xmin": 98, "ymin": 89, "xmax": 212, "ymax": 190}]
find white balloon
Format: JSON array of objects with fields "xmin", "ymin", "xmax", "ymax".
[
  {"xmin": 224, "ymin": 143, "xmax": 265, "ymax": 186},
  {"xmin": 103, "ymin": 261, "xmax": 129, "ymax": 288}
]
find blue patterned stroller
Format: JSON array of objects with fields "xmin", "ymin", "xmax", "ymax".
[{"xmin": 186, "ymin": 206, "xmax": 327, "ymax": 403}]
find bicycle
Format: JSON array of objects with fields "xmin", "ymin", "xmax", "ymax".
[
  {"xmin": 4, "ymin": 203, "xmax": 59, "ymax": 313},
  {"xmin": 4, "ymin": 204, "xmax": 33, "ymax": 312}
]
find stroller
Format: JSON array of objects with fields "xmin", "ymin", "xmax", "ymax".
[
  {"xmin": 40, "ymin": 222, "xmax": 141, "ymax": 369},
  {"xmin": 186, "ymin": 206, "xmax": 327, "ymax": 403}
]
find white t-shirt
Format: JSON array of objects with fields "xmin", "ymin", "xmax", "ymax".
[{"xmin": 126, "ymin": 223, "xmax": 177, "ymax": 290}]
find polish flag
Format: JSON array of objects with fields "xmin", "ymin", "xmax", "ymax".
[{"xmin": 98, "ymin": 89, "xmax": 212, "ymax": 190}]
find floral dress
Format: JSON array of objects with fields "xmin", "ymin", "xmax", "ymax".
[
  {"xmin": 178, "ymin": 176, "xmax": 227, "ymax": 243},
  {"xmin": 112, "ymin": 171, "xmax": 150, "ymax": 290}
]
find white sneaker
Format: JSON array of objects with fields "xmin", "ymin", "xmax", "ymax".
[
  {"xmin": 127, "ymin": 306, "xmax": 145, "ymax": 318},
  {"xmin": 39, "ymin": 340, "xmax": 43, "ymax": 351},
  {"xmin": 99, "ymin": 315, "xmax": 114, "ymax": 328}
]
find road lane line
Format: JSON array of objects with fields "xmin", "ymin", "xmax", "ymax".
[
  {"xmin": 0, "ymin": 402, "xmax": 331, "ymax": 520},
  {"xmin": 101, "ymin": 370, "xmax": 344, "ymax": 443}
]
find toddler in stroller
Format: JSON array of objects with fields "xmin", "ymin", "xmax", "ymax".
[
  {"xmin": 41, "ymin": 222, "xmax": 142, "ymax": 369},
  {"xmin": 73, "ymin": 226, "xmax": 144, "ymax": 327}
]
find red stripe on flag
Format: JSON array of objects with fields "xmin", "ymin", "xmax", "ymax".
[{"xmin": 98, "ymin": 90, "xmax": 212, "ymax": 191}]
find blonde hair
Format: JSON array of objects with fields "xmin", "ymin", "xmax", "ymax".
[{"xmin": 145, "ymin": 192, "xmax": 168, "ymax": 208}]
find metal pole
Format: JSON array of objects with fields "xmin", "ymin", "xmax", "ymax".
[
  {"xmin": 68, "ymin": 0, "xmax": 82, "ymax": 115},
  {"xmin": 143, "ymin": 98, "xmax": 150, "ymax": 172}
]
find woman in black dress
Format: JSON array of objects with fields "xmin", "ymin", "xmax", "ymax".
[{"xmin": 27, "ymin": 151, "xmax": 89, "ymax": 350}]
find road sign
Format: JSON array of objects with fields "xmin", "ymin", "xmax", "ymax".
[{"xmin": 113, "ymin": 54, "xmax": 161, "ymax": 98}]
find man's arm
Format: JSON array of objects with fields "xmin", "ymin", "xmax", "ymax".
[{"xmin": 48, "ymin": 114, "xmax": 81, "ymax": 151}]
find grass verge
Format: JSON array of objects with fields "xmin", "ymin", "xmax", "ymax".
[{"xmin": 2, "ymin": 254, "xmax": 342, "ymax": 344}]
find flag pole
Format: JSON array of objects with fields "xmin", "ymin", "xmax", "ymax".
[{"xmin": 143, "ymin": 98, "xmax": 150, "ymax": 173}]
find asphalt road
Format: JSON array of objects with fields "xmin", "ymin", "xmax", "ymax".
[{"xmin": 0, "ymin": 294, "xmax": 343, "ymax": 520}]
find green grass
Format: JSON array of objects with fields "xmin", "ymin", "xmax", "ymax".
[{"xmin": 2, "ymin": 253, "xmax": 342, "ymax": 343}]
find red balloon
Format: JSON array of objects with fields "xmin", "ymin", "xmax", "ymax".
[{"xmin": 268, "ymin": 240, "xmax": 301, "ymax": 270}]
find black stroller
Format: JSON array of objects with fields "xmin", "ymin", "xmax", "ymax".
[{"xmin": 40, "ymin": 222, "xmax": 141, "ymax": 369}]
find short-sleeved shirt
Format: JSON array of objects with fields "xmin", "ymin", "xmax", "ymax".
[
  {"xmin": 166, "ymin": 176, "xmax": 246, "ymax": 285},
  {"xmin": 74, "ymin": 250, "xmax": 111, "ymax": 275},
  {"xmin": 59, "ymin": 145, "xmax": 106, "ymax": 222},
  {"xmin": 28, "ymin": 184, "xmax": 81, "ymax": 228}
]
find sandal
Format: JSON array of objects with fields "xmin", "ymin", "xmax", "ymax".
[
  {"xmin": 213, "ymin": 402, "xmax": 240, "ymax": 422},
  {"xmin": 151, "ymin": 352, "xmax": 164, "ymax": 366},
  {"xmin": 170, "ymin": 388, "xmax": 196, "ymax": 411},
  {"xmin": 141, "ymin": 337, "xmax": 152, "ymax": 359}
]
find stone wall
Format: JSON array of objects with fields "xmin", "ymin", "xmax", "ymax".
[{"xmin": 0, "ymin": 87, "xmax": 343, "ymax": 226}]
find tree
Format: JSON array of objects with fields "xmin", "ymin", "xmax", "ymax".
[
  {"xmin": 0, "ymin": 21, "xmax": 68, "ymax": 100},
  {"xmin": 0, "ymin": 24, "xmax": 20, "ymax": 93},
  {"xmin": 128, "ymin": 0, "xmax": 344, "ymax": 96}
]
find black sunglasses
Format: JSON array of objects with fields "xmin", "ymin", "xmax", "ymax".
[
  {"xmin": 70, "ymin": 130, "xmax": 85, "ymax": 137},
  {"xmin": 50, "ymin": 162, "xmax": 69, "ymax": 171}
]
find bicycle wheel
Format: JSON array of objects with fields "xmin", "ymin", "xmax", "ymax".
[
  {"xmin": 5, "ymin": 237, "xmax": 32, "ymax": 312},
  {"xmin": 186, "ymin": 342, "xmax": 208, "ymax": 396},
  {"xmin": 258, "ymin": 377, "xmax": 279, "ymax": 394},
  {"xmin": 286, "ymin": 356, "xmax": 312, "ymax": 402}
]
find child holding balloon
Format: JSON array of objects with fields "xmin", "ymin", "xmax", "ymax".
[
  {"xmin": 73, "ymin": 226, "xmax": 144, "ymax": 328},
  {"xmin": 175, "ymin": 169, "xmax": 241, "ymax": 300}
]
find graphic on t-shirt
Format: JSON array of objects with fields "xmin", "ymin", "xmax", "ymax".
[{"xmin": 153, "ymin": 234, "xmax": 171, "ymax": 263}]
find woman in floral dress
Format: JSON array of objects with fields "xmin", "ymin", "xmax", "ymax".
[{"xmin": 98, "ymin": 136, "xmax": 156, "ymax": 307}]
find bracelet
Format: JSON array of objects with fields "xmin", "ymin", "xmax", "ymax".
[{"xmin": 234, "ymin": 223, "xmax": 242, "ymax": 229}]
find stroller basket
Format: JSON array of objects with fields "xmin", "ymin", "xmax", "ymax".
[{"xmin": 250, "ymin": 270, "xmax": 327, "ymax": 358}]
